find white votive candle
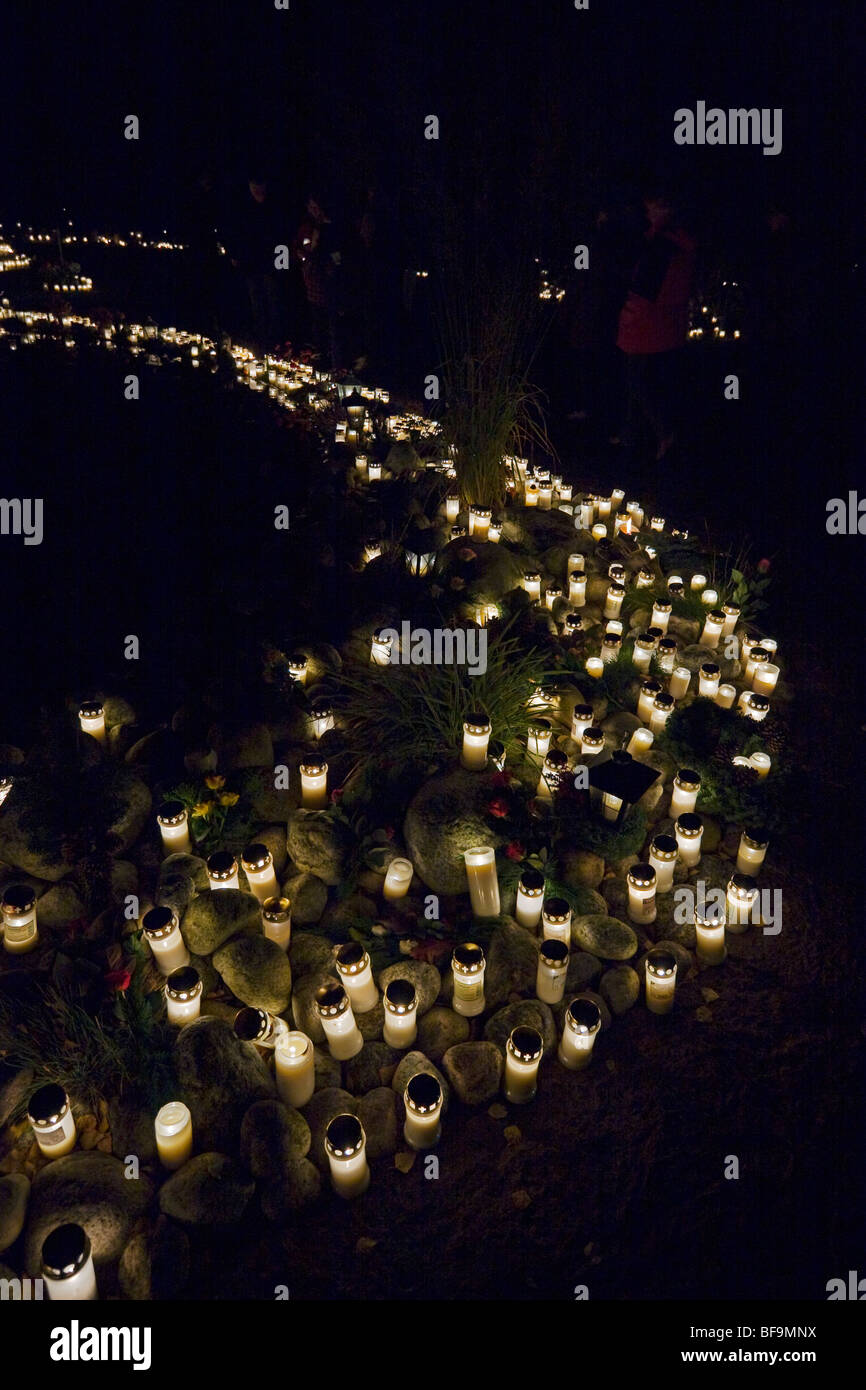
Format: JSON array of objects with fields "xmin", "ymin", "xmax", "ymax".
[
  {"xmin": 325, "ymin": 1114, "xmax": 370, "ymax": 1197},
  {"xmin": 690, "ymin": 572, "xmax": 707, "ymax": 591},
  {"xmin": 721, "ymin": 604, "xmax": 740, "ymax": 636},
  {"xmin": 335, "ymin": 942, "xmax": 380, "ymax": 1013},
  {"xmin": 541, "ymin": 897, "xmax": 572, "ymax": 946},
  {"xmin": 737, "ymin": 828, "xmax": 769, "ymax": 876},
  {"xmin": 745, "ymin": 646, "xmax": 770, "ymax": 684},
  {"xmin": 311, "ymin": 701, "xmax": 335, "ymax": 738},
  {"xmin": 461, "ymin": 714, "xmax": 491, "ymax": 770},
  {"xmin": 288, "ymin": 653, "xmax": 309, "ymax": 686},
  {"xmin": 670, "ymin": 768, "xmax": 700, "ymax": 817},
  {"xmin": 645, "ymin": 948, "xmax": 677, "ymax": 1013},
  {"xmin": 637, "ymin": 678, "xmax": 662, "ymax": 723},
  {"xmin": 581, "ymin": 727, "xmax": 605, "ymax": 759},
  {"xmin": 452, "ymin": 942, "xmax": 486, "ymax": 1015},
  {"xmin": 157, "ymin": 800, "xmax": 192, "ymax": 856},
  {"xmin": 753, "ymin": 663, "xmax": 780, "ymax": 697},
  {"xmin": 142, "ymin": 906, "xmax": 190, "ymax": 975},
  {"xmin": 206, "ymin": 851, "xmax": 239, "ymax": 890},
  {"xmin": 568, "ymin": 573, "xmax": 587, "ymax": 606},
  {"xmin": 571, "ymin": 704, "xmax": 594, "ymax": 744},
  {"xmin": 649, "ymin": 692, "xmax": 675, "ymax": 733},
  {"xmin": 504, "ymin": 1026, "xmax": 543, "ymax": 1104},
  {"xmin": 749, "ymin": 752, "xmax": 771, "ymax": 779},
  {"xmin": 470, "ymin": 505, "xmax": 491, "ymax": 539},
  {"xmin": 633, "ymin": 635, "xmax": 655, "ymax": 672},
  {"xmin": 464, "ymin": 846, "xmax": 500, "ymax": 917},
  {"xmin": 275, "ymin": 1031, "xmax": 315, "ymax": 1107},
  {"xmin": 28, "ymin": 1084, "xmax": 77, "ymax": 1158},
  {"xmin": 403, "ymin": 1073, "xmax": 443, "ymax": 1150},
  {"xmin": 300, "ymin": 756, "xmax": 328, "ymax": 809},
  {"xmin": 316, "ymin": 982, "xmax": 364, "ymax": 1059},
  {"xmin": 716, "ymin": 683, "xmax": 737, "ymax": 709},
  {"xmin": 585, "ymin": 657, "xmax": 604, "ymax": 679},
  {"xmin": 538, "ymin": 749, "xmax": 568, "ymax": 799},
  {"xmin": 726, "ymin": 874, "xmax": 759, "ymax": 933},
  {"xmin": 675, "ymin": 813, "xmax": 703, "ymax": 867},
  {"xmin": 515, "ymin": 868, "xmax": 545, "ymax": 930},
  {"xmin": 604, "ymin": 583, "xmax": 625, "ymax": 619},
  {"xmin": 383, "ymin": 978, "xmax": 418, "ymax": 1048},
  {"xmin": 241, "ymin": 843, "xmax": 279, "ymax": 902},
  {"xmin": 699, "ymin": 610, "xmax": 725, "ymax": 648},
  {"xmin": 695, "ymin": 905, "xmax": 727, "ymax": 964},
  {"xmin": 2, "ymin": 884, "xmax": 39, "ymax": 953},
  {"xmin": 648, "ymin": 833, "xmax": 678, "ymax": 893},
  {"xmin": 698, "ymin": 662, "xmax": 720, "ymax": 698},
  {"xmin": 600, "ymin": 632, "xmax": 621, "ymax": 664},
  {"xmin": 78, "ymin": 699, "xmax": 106, "ymax": 742},
  {"xmin": 627, "ymin": 727, "xmax": 655, "ymax": 758},
  {"xmin": 165, "ymin": 966, "xmax": 202, "ymax": 1026},
  {"xmin": 568, "ymin": 552, "xmax": 586, "ymax": 574},
  {"xmin": 669, "ymin": 665, "xmax": 691, "ymax": 699},
  {"xmin": 262, "ymin": 895, "xmax": 292, "ymax": 950},
  {"xmin": 591, "ymin": 523, "xmax": 607, "ymax": 541},
  {"xmin": 746, "ymin": 694, "xmax": 770, "ymax": 722},
  {"xmin": 42, "ymin": 1224, "xmax": 97, "ymax": 1301},
  {"xmin": 155, "ymin": 1101, "xmax": 193, "ymax": 1170},
  {"xmin": 523, "ymin": 571, "xmax": 541, "ymax": 601},
  {"xmin": 650, "ymin": 601, "xmax": 671, "ymax": 634},
  {"xmin": 371, "ymin": 628, "xmax": 393, "ymax": 664},
  {"xmin": 558, "ymin": 996, "xmax": 601, "ymax": 1070},
  {"xmin": 627, "ymin": 864, "xmax": 657, "ymax": 924},
  {"xmin": 700, "ymin": 588, "xmax": 719, "ymax": 606},
  {"xmin": 234, "ymin": 1006, "xmax": 288, "ymax": 1049},
  {"xmin": 446, "ymin": 493, "xmax": 459, "ymax": 521},
  {"xmin": 657, "ymin": 636, "xmax": 678, "ymax": 672},
  {"xmin": 536, "ymin": 938, "xmax": 569, "ymax": 1004},
  {"xmin": 383, "ymin": 857, "xmax": 414, "ymax": 900}
]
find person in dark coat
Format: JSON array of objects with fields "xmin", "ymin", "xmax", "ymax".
[
  {"xmin": 293, "ymin": 192, "xmax": 343, "ymax": 371},
  {"xmin": 226, "ymin": 175, "xmax": 286, "ymax": 353}
]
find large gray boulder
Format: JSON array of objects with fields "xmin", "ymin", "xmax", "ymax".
[{"xmin": 403, "ymin": 768, "xmax": 507, "ymax": 895}]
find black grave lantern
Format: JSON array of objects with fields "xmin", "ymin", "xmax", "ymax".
[{"xmin": 587, "ymin": 749, "xmax": 660, "ymax": 826}]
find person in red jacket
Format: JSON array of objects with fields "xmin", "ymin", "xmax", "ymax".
[{"xmin": 614, "ymin": 190, "xmax": 697, "ymax": 459}]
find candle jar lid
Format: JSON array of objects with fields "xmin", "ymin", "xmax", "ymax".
[
  {"xmin": 728, "ymin": 873, "xmax": 759, "ymax": 897},
  {"xmin": 565, "ymin": 614, "xmax": 584, "ymax": 630},
  {"xmin": 572, "ymin": 704, "xmax": 594, "ymax": 722},
  {"xmin": 741, "ymin": 827, "xmax": 770, "ymax": 849},
  {"xmin": 263, "ymin": 896, "xmax": 292, "ymax": 922},
  {"xmin": 608, "ymin": 563, "xmax": 626, "ymax": 579},
  {"xmin": 668, "ymin": 582, "xmax": 684, "ymax": 597},
  {"xmin": 463, "ymin": 712, "xmax": 491, "ymax": 735},
  {"xmin": 749, "ymin": 695, "xmax": 770, "ymax": 712},
  {"xmin": 582, "ymin": 727, "xmax": 604, "ymax": 747},
  {"xmin": 675, "ymin": 769, "xmax": 701, "ymax": 790},
  {"xmin": 157, "ymin": 799, "xmax": 187, "ymax": 826},
  {"xmin": 646, "ymin": 948, "xmax": 677, "ymax": 977},
  {"xmin": 566, "ymin": 997, "xmax": 601, "ymax": 1033},
  {"xmin": 373, "ymin": 627, "xmax": 394, "ymax": 644},
  {"xmin": 722, "ymin": 603, "xmax": 740, "ymax": 616},
  {"xmin": 542, "ymin": 897, "xmax": 570, "ymax": 923},
  {"xmin": 528, "ymin": 718, "xmax": 551, "ymax": 736},
  {"xmin": 471, "ymin": 505, "xmax": 492, "ymax": 519},
  {"xmin": 635, "ymin": 635, "xmax": 655, "ymax": 651},
  {"xmin": 310, "ymin": 701, "xmax": 333, "ymax": 720},
  {"xmin": 627, "ymin": 864, "xmax": 657, "ymax": 888},
  {"xmin": 452, "ymin": 942, "xmax": 484, "ymax": 973},
  {"xmin": 28, "ymin": 1083, "xmax": 69, "ymax": 1127},
  {"xmin": 335, "ymin": 941, "xmax": 370, "ymax": 975},
  {"xmin": 650, "ymin": 833, "xmax": 678, "ymax": 859},
  {"xmin": 607, "ymin": 582, "xmax": 626, "ymax": 597},
  {"xmin": 546, "ymin": 584, "xmax": 563, "ymax": 597},
  {"xmin": 658, "ymin": 636, "xmax": 678, "ymax": 653},
  {"xmin": 325, "ymin": 1113, "xmax": 365, "ymax": 1157},
  {"xmin": 749, "ymin": 647, "xmax": 770, "ymax": 662},
  {"xmin": 638, "ymin": 568, "xmax": 655, "ymax": 583},
  {"xmin": 640, "ymin": 678, "xmax": 662, "ymax": 695},
  {"xmin": 206, "ymin": 851, "xmax": 238, "ymax": 880},
  {"xmin": 42, "ymin": 1223, "xmax": 91, "ymax": 1280},
  {"xmin": 288, "ymin": 653, "xmax": 308, "ymax": 672},
  {"xmin": 601, "ymin": 633, "xmax": 621, "ymax": 648},
  {"xmin": 142, "ymin": 906, "xmax": 178, "ymax": 938},
  {"xmin": 653, "ymin": 694, "xmax": 675, "ymax": 711},
  {"xmin": 675, "ymin": 813, "xmax": 703, "ymax": 837},
  {"xmin": 2, "ymin": 883, "xmax": 36, "ymax": 914},
  {"xmin": 652, "ymin": 601, "xmax": 672, "ymax": 613},
  {"xmin": 507, "ymin": 1025, "xmax": 543, "ymax": 1062},
  {"xmin": 384, "ymin": 978, "xmax": 417, "ymax": 1014},
  {"xmin": 234, "ymin": 1006, "xmax": 274, "ymax": 1040},
  {"xmin": 79, "ymin": 700, "xmax": 104, "ymax": 719},
  {"xmin": 695, "ymin": 904, "xmax": 725, "ymax": 927},
  {"xmin": 524, "ymin": 571, "xmax": 541, "ymax": 581},
  {"xmin": 707, "ymin": 609, "xmax": 726, "ymax": 623},
  {"xmin": 241, "ymin": 843, "xmax": 272, "ymax": 873},
  {"xmin": 539, "ymin": 938, "xmax": 569, "ymax": 967},
  {"xmin": 646, "ymin": 626, "xmax": 664, "ymax": 643},
  {"xmin": 699, "ymin": 662, "xmax": 720, "ymax": 677},
  {"xmin": 300, "ymin": 756, "xmax": 328, "ymax": 776},
  {"xmin": 569, "ymin": 570, "xmax": 587, "ymax": 584},
  {"xmin": 519, "ymin": 868, "xmax": 545, "ymax": 896},
  {"xmin": 405, "ymin": 1072, "xmax": 442, "ymax": 1114},
  {"xmin": 166, "ymin": 966, "xmax": 201, "ymax": 1000},
  {"xmin": 316, "ymin": 981, "xmax": 350, "ymax": 1016},
  {"xmin": 543, "ymin": 749, "xmax": 568, "ymax": 771}
]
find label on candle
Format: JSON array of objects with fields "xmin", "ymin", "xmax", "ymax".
[{"xmin": 454, "ymin": 979, "xmax": 483, "ymax": 1003}]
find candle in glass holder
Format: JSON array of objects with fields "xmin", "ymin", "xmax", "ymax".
[
  {"xmin": 523, "ymin": 571, "xmax": 541, "ymax": 600},
  {"xmin": 568, "ymin": 552, "xmax": 586, "ymax": 574},
  {"xmin": 745, "ymin": 646, "xmax": 770, "ymax": 684},
  {"xmin": 452, "ymin": 942, "xmax": 486, "ymax": 1015},
  {"xmin": 670, "ymin": 768, "xmax": 700, "ymax": 817},
  {"xmin": 746, "ymin": 694, "xmax": 770, "ymax": 722},
  {"xmin": 597, "ymin": 497, "xmax": 612, "ymax": 520},
  {"xmin": 142, "ymin": 906, "xmax": 190, "ymax": 975},
  {"xmin": 524, "ymin": 483, "xmax": 539, "ymax": 508},
  {"xmin": 645, "ymin": 948, "xmax": 677, "ymax": 1013},
  {"xmin": 470, "ymin": 505, "xmax": 491, "ymax": 539},
  {"xmin": 753, "ymin": 663, "xmax": 779, "ymax": 696},
  {"xmin": 371, "ymin": 628, "xmax": 393, "ymax": 665},
  {"xmin": 0, "ymin": 774, "xmax": 13, "ymax": 806},
  {"xmin": 300, "ymin": 755, "xmax": 328, "ymax": 809},
  {"xmin": 527, "ymin": 719, "xmax": 552, "ymax": 759},
  {"xmin": 335, "ymin": 942, "xmax": 380, "ymax": 1013},
  {"xmin": 600, "ymin": 632, "xmax": 621, "ymax": 664},
  {"xmin": 403, "ymin": 1073, "xmax": 443, "ymax": 1150},
  {"xmin": 636, "ymin": 568, "xmax": 654, "ymax": 590},
  {"xmin": 604, "ymin": 583, "xmax": 625, "ymax": 620},
  {"xmin": 627, "ymin": 727, "xmax": 654, "ymax": 758},
  {"xmin": 740, "ymin": 635, "xmax": 759, "ymax": 664},
  {"xmin": 637, "ymin": 678, "xmax": 662, "ymax": 723},
  {"xmin": 737, "ymin": 827, "xmax": 769, "ymax": 876},
  {"xmin": 669, "ymin": 665, "xmax": 691, "ymax": 699},
  {"xmin": 675, "ymin": 813, "xmax": 704, "ymax": 867},
  {"xmin": 749, "ymin": 751, "xmax": 771, "ymax": 779},
  {"xmin": 648, "ymin": 833, "xmax": 678, "ymax": 893},
  {"xmin": 690, "ymin": 572, "xmax": 707, "ymax": 592},
  {"xmin": 698, "ymin": 662, "xmax": 720, "ymax": 698},
  {"xmin": 504, "ymin": 1026, "xmax": 543, "ymax": 1104},
  {"xmin": 564, "ymin": 612, "xmax": 583, "ymax": 638},
  {"xmin": 42, "ymin": 1223, "xmax": 97, "ymax": 1301},
  {"xmin": 699, "ymin": 609, "xmax": 726, "ymax": 649},
  {"xmin": 489, "ymin": 516, "xmax": 502, "ymax": 542},
  {"xmin": 721, "ymin": 604, "xmax": 740, "ymax": 636},
  {"xmin": 234, "ymin": 1006, "xmax": 289, "ymax": 1049},
  {"xmin": 325, "ymin": 1114, "xmax": 370, "ymax": 1197},
  {"xmin": 383, "ymin": 978, "xmax": 418, "ymax": 1048},
  {"xmin": 383, "ymin": 856, "xmax": 413, "ymax": 900},
  {"xmin": 155, "ymin": 1101, "xmax": 193, "ymax": 1170},
  {"xmin": 78, "ymin": 699, "xmax": 106, "ymax": 741},
  {"xmin": 538, "ymin": 748, "xmax": 568, "ymax": 800},
  {"xmin": 2, "ymin": 884, "xmax": 39, "ymax": 953},
  {"xmin": 568, "ymin": 572, "xmax": 587, "ymax": 606},
  {"xmin": 570, "ymin": 704, "xmax": 594, "ymax": 744},
  {"xmin": 275, "ymin": 1030, "xmax": 315, "ymax": 1107},
  {"xmin": 650, "ymin": 516, "xmax": 665, "ymax": 531},
  {"xmin": 28, "ymin": 1084, "xmax": 77, "ymax": 1158},
  {"xmin": 288, "ymin": 653, "xmax": 308, "ymax": 686},
  {"xmin": 558, "ymin": 996, "xmax": 601, "ymax": 1070},
  {"xmin": 316, "ymin": 982, "xmax": 364, "ymax": 1059},
  {"xmin": 515, "ymin": 868, "xmax": 545, "ymax": 930},
  {"xmin": 241, "ymin": 843, "xmax": 279, "ymax": 902},
  {"xmin": 368, "ymin": 460, "xmax": 382, "ymax": 480},
  {"xmin": 650, "ymin": 601, "xmax": 671, "ymax": 634},
  {"xmin": 206, "ymin": 850, "xmax": 239, "ymax": 890},
  {"xmin": 585, "ymin": 656, "xmax": 604, "ymax": 679},
  {"xmin": 165, "ymin": 966, "xmax": 202, "ymax": 1026},
  {"xmin": 536, "ymin": 938, "xmax": 569, "ymax": 1004},
  {"xmin": 633, "ymin": 634, "xmax": 655, "ymax": 672},
  {"xmin": 581, "ymin": 726, "xmax": 605, "ymax": 760},
  {"xmin": 544, "ymin": 584, "xmax": 562, "ymax": 611},
  {"xmin": 262, "ymin": 895, "xmax": 292, "ymax": 950},
  {"xmin": 461, "ymin": 713, "xmax": 491, "ymax": 770},
  {"xmin": 627, "ymin": 864, "xmax": 657, "ymax": 924},
  {"xmin": 716, "ymin": 683, "xmax": 737, "ymax": 709},
  {"xmin": 446, "ymin": 493, "xmax": 460, "ymax": 521},
  {"xmin": 541, "ymin": 897, "xmax": 572, "ymax": 945},
  {"xmin": 657, "ymin": 636, "xmax": 677, "ymax": 673},
  {"xmin": 700, "ymin": 588, "xmax": 718, "ymax": 607},
  {"xmin": 649, "ymin": 692, "xmax": 675, "ymax": 734},
  {"xmin": 157, "ymin": 799, "xmax": 192, "ymax": 856},
  {"xmin": 591, "ymin": 523, "xmax": 607, "ymax": 541},
  {"xmin": 726, "ymin": 873, "xmax": 759, "ymax": 933}
]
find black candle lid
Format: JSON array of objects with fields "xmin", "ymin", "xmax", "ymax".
[{"xmin": 42, "ymin": 1223, "xmax": 90, "ymax": 1279}]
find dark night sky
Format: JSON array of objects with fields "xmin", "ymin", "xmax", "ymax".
[{"xmin": 0, "ymin": 0, "xmax": 860, "ymax": 257}]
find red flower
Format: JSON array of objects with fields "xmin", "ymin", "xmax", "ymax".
[
  {"xmin": 489, "ymin": 771, "xmax": 512, "ymax": 789},
  {"xmin": 330, "ymin": 787, "xmax": 344, "ymax": 803},
  {"xmin": 505, "ymin": 841, "xmax": 525, "ymax": 861},
  {"xmin": 383, "ymin": 825, "xmax": 395, "ymax": 840},
  {"xmin": 104, "ymin": 967, "xmax": 133, "ymax": 993},
  {"xmin": 757, "ymin": 557, "xmax": 771, "ymax": 574},
  {"xmin": 487, "ymin": 797, "xmax": 510, "ymax": 819}
]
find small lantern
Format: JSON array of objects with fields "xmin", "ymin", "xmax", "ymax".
[
  {"xmin": 633, "ymin": 634, "xmax": 656, "ymax": 672},
  {"xmin": 275, "ymin": 1031, "xmax": 315, "ymax": 1107},
  {"xmin": 695, "ymin": 902, "xmax": 727, "ymax": 964},
  {"xmin": 627, "ymin": 863, "xmax": 657, "ymax": 924},
  {"xmin": 568, "ymin": 572, "xmax": 587, "ymax": 607},
  {"xmin": 157, "ymin": 799, "xmax": 192, "ymax": 857},
  {"xmin": 28, "ymin": 1083, "xmax": 77, "ymax": 1158},
  {"xmin": 726, "ymin": 873, "xmax": 759, "ymax": 932},
  {"xmin": 637, "ymin": 677, "xmax": 663, "ymax": 723},
  {"xmin": 527, "ymin": 718, "xmax": 552, "ymax": 759},
  {"xmin": 649, "ymin": 692, "xmax": 675, "ymax": 733},
  {"xmin": 581, "ymin": 726, "xmax": 605, "ymax": 759},
  {"xmin": 446, "ymin": 493, "xmax": 460, "ymax": 521},
  {"xmin": 604, "ymin": 582, "xmax": 626, "ymax": 620},
  {"xmin": 564, "ymin": 612, "xmax": 583, "ymax": 637},
  {"xmin": 154, "ymin": 1100, "xmax": 194, "ymax": 1171},
  {"xmin": 669, "ymin": 665, "xmax": 691, "ymax": 699},
  {"xmin": 383, "ymin": 856, "xmax": 413, "ymax": 900},
  {"xmin": 600, "ymin": 632, "xmax": 621, "ymax": 664},
  {"xmin": 588, "ymin": 749, "xmax": 660, "ymax": 825},
  {"xmin": 721, "ymin": 604, "xmax": 740, "ymax": 637},
  {"xmin": 699, "ymin": 609, "xmax": 726, "ymax": 649},
  {"xmin": 650, "ymin": 600, "xmax": 671, "ymax": 634}
]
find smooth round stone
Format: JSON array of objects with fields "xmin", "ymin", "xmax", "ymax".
[
  {"xmin": 415, "ymin": 1006, "xmax": 470, "ymax": 1062},
  {"xmin": 599, "ymin": 965, "xmax": 640, "ymax": 1016},
  {"xmin": 442, "ymin": 1042, "xmax": 504, "ymax": 1106},
  {"xmin": 377, "ymin": 960, "xmax": 441, "ymax": 1017},
  {"xmin": 483, "ymin": 999, "xmax": 557, "ymax": 1055},
  {"xmin": 572, "ymin": 913, "xmax": 638, "ymax": 960}
]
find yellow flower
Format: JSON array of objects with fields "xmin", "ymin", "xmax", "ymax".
[
  {"xmin": 192, "ymin": 800, "xmax": 215, "ymax": 818},
  {"xmin": 205, "ymin": 774, "xmax": 226, "ymax": 791},
  {"xmin": 219, "ymin": 792, "xmax": 240, "ymax": 807}
]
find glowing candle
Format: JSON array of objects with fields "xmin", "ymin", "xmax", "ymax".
[
  {"xmin": 701, "ymin": 588, "xmax": 719, "ymax": 607},
  {"xmin": 311, "ymin": 701, "xmax": 335, "ymax": 739},
  {"xmin": 570, "ymin": 704, "xmax": 593, "ymax": 744},
  {"xmin": 745, "ymin": 646, "xmax": 770, "ymax": 684},
  {"xmin": 155, "ymin": 1101, "xmax": 193, "ymax": 1171},
  {"xmin": 559, "ymin": 482, "xmax": 573, "ymax": 501},
  {"xmin": 536, "ymin": 938, "xmax": 569, "ymax": 1004},
  {"xmin": 746, "ymin": 694, "xmax": 769, "ymax": 722},
  {"xmin": 142, "ymin": 906, "xmax": 190, "ymax": 975},
  {"xmin": 446, "ymin": 493, "xmax": 460, "ymax": 521},
  {"xmin": 262, "ymin": 895, "xmax": 292, "ymax": 950},
  {"xmin": 514, "ymin": 868, "xmax": 545, "ymax": 931},
  {"xmin": 545, "ymin": 584, "xmax": 563, "ymax": 610},
  {"xmin": 721, "ymin": 604, "xmax": 740, "ymax": 637},
  {"xmin": 670, "ymin": 768, "xmax": 700, "ymax": 817},
  {"xmin": 541, "ymin": 897, "xmax": 572, "ymax": 945},
  {"xmin": 403, "ymin": 1074, "xmax": 443, "ymax": 1150},
  {"xmin": 650, "ymin": 601, "xmax": 671, "ymax": 634},
  {"xmin": 463, "ymin": 846, "xmax": 500, "ymax": 918},
  {"xmin": 627, "ymin": 727, "xmax": 654, "ymax": 758},
  {"xmin": 636, "ymin": 568, "xmax": 654, "ymax": 591},
  {"xmin": 383, "ymin": 978, "xmax": 418, "ymax": 1048},
  {"xmin": 584, "ymin": 656, "xmax": 604, "ymax": 682},
  {"xmin": 364, "ymin": 539, "xmax": 383, "ymax": 564},
  {"xmin": 1, "ymin": 883, "xmax": 39, "ymax": 953},
  {"xmin": 633, "ymin": 634, "xmax": 655, "ymax": 672},
  {"xmin": 667, "ymin": 573, "xmax": 684, "ymax": 592},
  {"xmin": 383, "ymin": 857, "xmax": 414, "ymax": 900},
  {"xmin": 650, "ymin": 516, "xmax": 665, "ymax": 531},
  {"xmin": 275, "ymin": 1030, "xmax": 315, "ymax": 1107},
  {"xmin": 335, "ymin": 942, "xmax": 380, "ymax": 1013},
  {"xmin": 736, "ymin": 827, "xmax": 769, "ymax": 877},
  {"xmin": 489, "ymin": 516, "xmax": 502, "ymax": 542},
  {"xmin": 157, "ymin": 799, "xmax": 192, "ymax": 856},
  {"xmin": 523, "ymin": 571, "xmax": 541, "ymax": 601},
  {"xmin": 564, "ymin": 612, "xmax": 583, "ymax": 638},
  {"xmin": 568, "ymin": 552, "xmax": 586, "ymax": 574},
  {"xmin": 234, "ymin": 1006, "xmax": 289, "ymax": 1049},
  {"xmin": 600, "ymin": 632, "xmax": 621, "ymax": 664},
  {"xmin": 165, "ymin": 966, "xmax": 202, "ymax": 1026},
  {"xmin": 699, "ymin": 609, "xmax": 725, "ymax": 649},
  {"xmin": 538, "ymin": 748, "xmax": 568, "ymax": 799},
  {"xmin": 669, "ymin": 665, "xmax": 691, "ymax": 699},
  {"xmin": 657, "ymin": 636, "xmax": 678, "ymax": 672},
  {"xmin": 626, "ymin": 500, "xmax": 644, "ymax": 529},
  {"xmin": 698, "ymin": 662, "xmax": 720, "ymax": 698},
  {"xmin": 241, "ymin": 843, "xmax": 279, "ymax": 903},
  {"xmin": 760, "ymin": 638, "xmax": 778, "ymax": 658},
  {"xmin": 452, "ymin": 941, "xmax": 486, "ymax": 1015},
  {"xmin": 78, "ymin": 699, "xmax": 106, "ymax": 742},
  {"xmin": 645, "ymin": 948, "xmax": 677, "ymax": 1014},
  {"xmin": 637, "ymin": 678, "xmax": 662, "ymax": 723},
  {"xmin": 28, "ymin": 1084, "xmax": 77, "ymax": 1158},
  {"xmin": 0, "ymin": 774, "xmax": 13, "ymax": 806},
  {"xmin": 315, "ymin": 982, "xmax": 364, "ymax": 1059},
  {"xmin": 504, "ymin": 1026, "xmax": 543, "ymax": 1104},
  {"xmin": 300, "ymin": 755, "xmax": 328, "ymax": 809},
  {"xmin": 461, "ymin": 713, "xmax": 491, "ymax": 770},
  {"xmin": 648, "ymin": 833, "xmax": 678, "ymax": 892},
  {"xmin": 368, "ymin": 460, "xmax": 382, "ymax": 480},
  {"xmin": 649, "ymin": 692, "xmax": 675, "ymax": 733},
  {"xmin": 752, "ymin": 662, "xmax": 779, "ymax": 696},
  {"xmin": 726, "ymin": 873, "xmax": 759, "ymax": 933},
  {"xmin": 371, "ymin": 628, "xmax": 393, "ymax": 665},
  {"xmin": 527, "ymin": 719, "xmax": 552, "ymax": 759},
  {"xmin": 325, "ymin": 1114, "xmax": 370, "ymax": 1197},
  {"xmin": 591, "ymin": 523, "xmax": 607, "ymax": 541},
  {"xmin": 42, "ymin": 1223, "xmax": 97, "ymax": 1301},
  {"xmin": 581, "ymin": 726, "xmax": 605, "ymax": 760},
  {"xmin": 716, "ymin": 683, "xmax": 737, "ymax": 709},
  {"xmin": 675, "ymin": 813, "xmax": 704, "ymax": 867},
  {"xmin": 597, "ymin": 497, "xmax": 612, "ymax": 520},
  {"xmin": 749, "ymin": 752, "xmax": 771, "ymax": 779},
  {"xmin": 627, "ymin": 863, "xmax": 657, "ymax": 924},
  {"xmin": 740, "ymin": 635, "xmax": 759, "ymax": 664},
  {"xmin": 690, "ymin": 572, "xmax": 707, "ymax": 592},
  {"xmin": 524, "ymin": 482, "xmax": 539, "ymax": 507},
  {"xmin": 538, "ymin": 483, "xmax": 553, "ymax": 510},
  {"xmin": 604, "ymin": 583, "xmax": 625, "ymax": 620},
  {"xmin": 206, "ymin": 851, "xmax": 239, "ymax": 890},
  {"xmin": 558, "ymin": 996, "xmax": 601, "ymax": 1070},
  {"xmin": 288, "ymin": 653, "xmax": 308, "ymax": 686},
  {"xmin": 470, "ymin": 505, "xmax": 491, "ymax": 539}
]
